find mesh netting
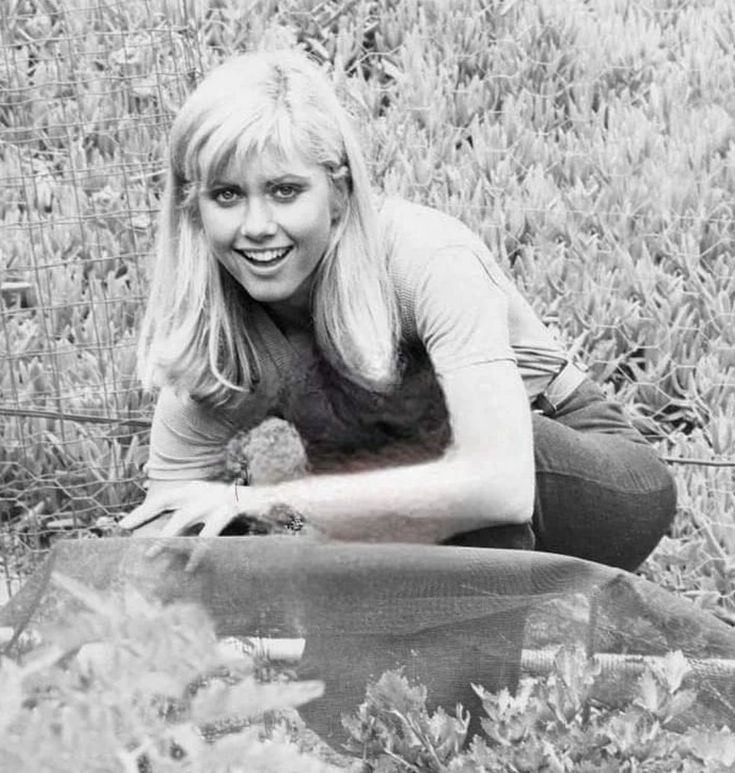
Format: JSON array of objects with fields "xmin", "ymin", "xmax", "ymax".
[{"xmin": 3, "ymin": 538, "xmax": 735, "ymax": 745}]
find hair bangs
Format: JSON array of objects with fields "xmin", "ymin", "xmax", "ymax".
[
  {"xmin": 192, "ymin": 105, "xmax": 316, "ymax": 192},
  {"xmin": 235, "ymin": 109, "xmax": 312, "ymax": 170}
]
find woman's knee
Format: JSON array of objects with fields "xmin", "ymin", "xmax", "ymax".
[{"xmin": 533, "ymin": 447, "xmax": 676, "ymax": 571}]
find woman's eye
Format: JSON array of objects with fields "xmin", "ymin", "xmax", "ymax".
[
  {"xmin": 271, "ymin": 184, "xmax": 300, "ymax": 201},
  {"xmin": 213, "ymin": 188, "xmax": 240, "ymax": 205}
]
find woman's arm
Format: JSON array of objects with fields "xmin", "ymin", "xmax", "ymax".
[
  {"xmin": 246, "ymin": 358, "xmax": 534, "ymax": 543},
  {"xmin": 123, "ymin": 358, "xmax": 534, "ymax": 543}
]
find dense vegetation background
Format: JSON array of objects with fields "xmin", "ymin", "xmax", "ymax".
[{"xmin": 0, "ymin": 0, "xmax": 733, "ymax": 622}]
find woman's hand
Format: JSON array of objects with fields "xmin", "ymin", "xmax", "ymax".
[
  {"xmin": 120, "ymin": 479, "xmax": 268, "ymax": 539},
  {"xmin": 121, "ymin": 479, "xmax": 285, "ymax": 572}
]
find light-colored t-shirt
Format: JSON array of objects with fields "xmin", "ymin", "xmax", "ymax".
[{"xmin": 145, "ymin": 198, "xmax": 568, "ymax": 480}]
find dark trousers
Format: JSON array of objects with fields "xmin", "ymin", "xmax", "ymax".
[
  {"xmin": 299, "ymin": 380, "xmax": 676, "ymax": 743},
  {"xmin": 446, "ymin": 377, "xmax": 677, "ymax": 572}
]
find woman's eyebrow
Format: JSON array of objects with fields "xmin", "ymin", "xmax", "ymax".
[
  {"xmin": 207, "ymin": 178, "xmax": 240, "ymax": 188},
  {"xmin": 269, "ymin": 173, "xmax": 311, "ymax": 183},
  {"xmin": 205, "ymin": 173, "xmax": 311, "ymax": 188}
]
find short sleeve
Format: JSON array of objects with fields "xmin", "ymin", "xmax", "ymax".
[
  {"xmin": 414, "ymin": 246, "xmax": 516, "ymax": 374},
  {"xmin": 145, "ymin": 387, "xmax": 238, "ymax": 480}
]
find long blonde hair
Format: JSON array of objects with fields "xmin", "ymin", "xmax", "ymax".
[{"xmin": 137, "ymin": 51, "xmax": 400, "ymax": 405}]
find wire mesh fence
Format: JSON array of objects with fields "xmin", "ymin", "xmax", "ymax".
[
  {"xmin": 1, "ymin": 0, "xmax": 207, "ymax": 584},
  {"xmin": 1, "ymin": 0, "xmax": 734, "ymax": 592}
]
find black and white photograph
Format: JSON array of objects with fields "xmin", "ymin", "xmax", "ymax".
[{"xmin": 1, "ymin": 1, "xmax": 734, "ymax": 769}]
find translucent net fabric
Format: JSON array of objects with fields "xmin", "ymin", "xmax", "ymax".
[{"xmin": 2, "ymin": 537, "xmax": 735, "ymax": 743}]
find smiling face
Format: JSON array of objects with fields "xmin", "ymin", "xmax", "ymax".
[{"xmin": 198, "ymin": 149, "xmax": 338, "ymax": 323}]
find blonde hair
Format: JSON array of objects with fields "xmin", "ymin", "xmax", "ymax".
[{"xmin": 137, "ymin": 51, "xmax": 400, "ymax": 405}]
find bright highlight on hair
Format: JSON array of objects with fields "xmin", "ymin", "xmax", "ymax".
[{"xmin": 137, "ymin": 51, "xmax": 401, "ymax": 404}]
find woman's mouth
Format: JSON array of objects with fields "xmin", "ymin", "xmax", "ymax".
[{"xmin": 236, "ymin": 246, "xmax": 293, "ymax": 268}]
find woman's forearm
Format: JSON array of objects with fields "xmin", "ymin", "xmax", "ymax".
[{"xmin": 248, "ymin": 453, "xmax": 533, "ymax": 543}]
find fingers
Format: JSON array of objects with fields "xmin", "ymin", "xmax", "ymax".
[
  {"xmin": 184, "ymin": 541, "xmax": 211, "ymax": 574},
  {"xmin": 145, "ymin": 513, "xmax": 230, "ymax": 572},
  {"xmin": 142, "ymin": 514, "xmax": 199, "ymax": 561},
  {"xmin": 127, "ymin": 511, "xmax": 177, "ymax": 538},
  {"xmin": 143, "ymin": 536, "xmax": 199, "ymax": 563},
  {"xmin": 143, "ymin": 531, "xmax": 211, "ymax": 571},
  {"xmin": 153, "ymin": 503, "xmax": 205, "ymax": 539},
  {"xmin": 182, "ymin": 509, "xmax": 238, "ymax": 572},
  {"xmin": 197, "ymin": 510, "xmax": 235, "ymax": 539},
  {"xmin": 122, "ymin": 481, "xmax": 242, "ymax": 570},
  {"xmin": 144, "ymin": 539, "xmax": 167, "ymax": 561},
  {"xmin": 120, "ymin": 498, "xmax": 168, "ymax": 531},
  {"xmin": 121, "ymin": 482, "xmax": 224, "ymax": 532},
  {"xmin": 143, "ymin": 499, "xmax": 236, "ymax": 566}
]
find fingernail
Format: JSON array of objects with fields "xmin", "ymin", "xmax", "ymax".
[{"xmin": 185, "ymin": 543, "xmax": 209, "ymax": 573}]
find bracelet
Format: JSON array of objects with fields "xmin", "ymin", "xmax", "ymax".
[{"xmin": 267, "ymin": 503, "xmax": 306, "ymax": 534}]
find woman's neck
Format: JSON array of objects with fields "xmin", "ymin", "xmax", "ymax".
[{"xmin": 262, "ymin": 300, "xmax": 313, "ymax": 337}]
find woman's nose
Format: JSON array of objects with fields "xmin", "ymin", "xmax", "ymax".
[{"xmin": 240, "ymin": 198, "xmax": 277, "ymax": 241}]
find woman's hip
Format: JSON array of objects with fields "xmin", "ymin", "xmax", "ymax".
[{"xmin": 531, "ymin": 376, "xmax": 673, "ymax": 492}]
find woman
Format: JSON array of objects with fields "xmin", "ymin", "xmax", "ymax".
[
  {"xmin": 119, "ymin": 50, "xmax": 677, "ymax": 740},
  {"xmin": 121, "ymin": 50, "xmax": 675, "ymax": 573}
]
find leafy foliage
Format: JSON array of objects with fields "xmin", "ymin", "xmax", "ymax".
[
  {"xmin": 343, "ymin": 646, "xmax": 735, "ymax": 772},
  {"xmin": 342, "ymin": 670, "xmax": 470, "ymax": 771},
  {"xmin": 0, "ymin": 573, "xmax": 343, "ymax": 772},
  {"xmin": 5, "ymin": 575, "xmax": 735, "ymax": 770}
]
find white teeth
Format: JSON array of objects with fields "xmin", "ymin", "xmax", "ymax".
[{"xmin": 240, "ymin": 247, "xmax": 291, "ymax": 263}]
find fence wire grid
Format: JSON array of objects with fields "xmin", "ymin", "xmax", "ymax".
[{"xmin": 1, "ymin": 0, "xmax": 734, "ymax": 588}]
